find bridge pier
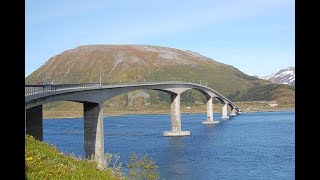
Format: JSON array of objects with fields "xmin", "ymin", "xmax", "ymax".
[
  {"xmin": 163, "ymin": 93, "xmax": 190, "ymax": 136},
  {"xmin": 230, "ymin": 107, "xmax": 238, "ymax": 116},
  {"xmin": 202, "ymin": 97, "xmax": 219, "ymax": 124},
  {"xmin": 221, "ymin": 103, "xmax": 229, "ymax": 119},
  {"xmin": 26, "ymin": 105, "xmax": 43, "ymax": 141},
  {"xmin": 83, "ymin": 102, "xmax": 105, "ymax": 168}
]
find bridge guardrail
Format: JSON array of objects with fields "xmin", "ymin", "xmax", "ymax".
[
  {"xmin": 25, "ymin": 83, "xmax": 100, "ymax": 95},
  {"xmin": 25, "ymin": 81, "xmax": 241, "ymax": 110},
  {"xmin": 25, "ymin": 81, "xmax": 187, "ymax": 96}
]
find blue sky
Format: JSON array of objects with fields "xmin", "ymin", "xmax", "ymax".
[{"xmin": 26, "ymin": 0, "xmax": 294, "ymax": 77}]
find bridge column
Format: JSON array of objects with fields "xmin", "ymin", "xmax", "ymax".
[
  {"xmin": 202, "ymin": 97, "xmax": 219, "ymax": 124},
  {"xmin": 163, "ymin": 93, "xmax": 190, "ymax": 136},
  {"xmin": 230, "ymin": 107, "xmax": 238, "ymax": 116},
  {"xmin": 26, "ymin": 105, "xmax": 43, "ymax": 141},
  {"xmin": 221, "ymin": 103, "xmax": 229, "ymax": 119},
  {"xmin": 83, "ymin": 102, "xmax": 105, "ymax": 168}
]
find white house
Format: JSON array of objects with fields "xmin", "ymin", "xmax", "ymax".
[{"xmin": 268, "ymin": 102, "xmax": 279, "ymax": 107}]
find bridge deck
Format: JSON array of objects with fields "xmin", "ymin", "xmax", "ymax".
[{"xmin": 25, "ymin": 81, "xmax": 241, "ymax": 111}]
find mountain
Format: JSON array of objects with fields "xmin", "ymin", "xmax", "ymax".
[
  {"xmin": 262, "ymin": 67, "xmax": 295, "ymax": 86},
  {"xmin": 25, "ymin": 45, "xmax": 295, "ymax": 110}
]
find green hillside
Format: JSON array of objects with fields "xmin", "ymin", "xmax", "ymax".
[{"xmin": 25, "ymin": 45, "xmax": 294, "ymax": 113}]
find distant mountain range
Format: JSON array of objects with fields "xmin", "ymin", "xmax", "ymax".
[{"xmin": 262, "ymin": 67, "xmax": 295, "ymax": 86}]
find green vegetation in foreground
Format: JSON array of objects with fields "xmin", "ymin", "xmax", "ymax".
[
  {"xmin": 25, "ymin": 135, "xmax": 120, "ymax": 179},
  {"xmin": 127, "ymin": 153, "xmax": 160, "ymax": 180},
  {"xmin": 26, "ymin": 135, "xmax": 160, "ymax": 179}
]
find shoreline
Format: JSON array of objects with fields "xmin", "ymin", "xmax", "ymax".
[{"xmin": 43, "ymin": 107, "xmax": 295, "ymax": 119}]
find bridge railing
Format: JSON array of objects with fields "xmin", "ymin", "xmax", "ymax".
[
  {"xmin": 25, "ymin": 81, "xmax": 241, "ymax": 110},
  {"xmin": 25, "ymin": 83, "xmax": 99, "ymax": 95},
  {"xmin": 25, "ymin": 81, "xmax": 186, "ymax": 96}
]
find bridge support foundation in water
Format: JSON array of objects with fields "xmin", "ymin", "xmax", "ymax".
[
  {"xmin": 26, "ymin": 105, "xmax": 43, "ymax": 141},
  {"xmin": 83, "ymin": 102, "xmax": 105, "ymax": 168},
  {"xmin": 163, "ymin": 93, "xmax": 190, "ymax": 136},
  {"xmin": 230, "ymin": 108, "xmax": 238, "ymax": 116},
  {"xmin": 202, "ymin": 97, "xmax": 219, "ymax": 124},
  {"xmin": 221, "ymin": 103, "xmax": 229, "ymax": 119}
]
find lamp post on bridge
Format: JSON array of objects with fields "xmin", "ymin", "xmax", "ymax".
[{"xmin": 99, "ymin": 67, "xmax": 102, "ymax": 87}]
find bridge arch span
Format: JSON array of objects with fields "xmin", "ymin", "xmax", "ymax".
[
  {"xmin": 25, "ymin": 83, "xmax": 231, "ymax": 110},
  {"xmin": 25, "ymin": 82, "xmax": 241, "ymax": 168}
]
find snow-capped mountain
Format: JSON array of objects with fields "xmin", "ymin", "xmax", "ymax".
[{"xmin": 262, "ymin": 67, "xmax": 295, "ymax": 86}]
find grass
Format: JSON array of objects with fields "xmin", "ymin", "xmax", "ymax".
[{"xmin": 25, "ymin": 135, "xmax": 122, "ymax": 179}]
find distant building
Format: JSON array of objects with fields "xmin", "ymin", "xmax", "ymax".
[
  {"xmin": 185, "ymin": 106, "xmax": 192, "ymax": 113},
  {"xmin": 268, "ymin": 102, "xmax": 279, "ymax": 107}
]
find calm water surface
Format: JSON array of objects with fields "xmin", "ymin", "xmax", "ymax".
[{"xmin": 44, "ymin": 111, "xmax": 295, "ymax": 179}]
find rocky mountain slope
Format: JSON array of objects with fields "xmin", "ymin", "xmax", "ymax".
[{"xmin": 26, "ymin": 45, "xmax": 295, "ymax": 110}]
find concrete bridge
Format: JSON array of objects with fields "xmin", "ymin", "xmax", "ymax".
[{"xmin": 25, "ymin": 81, "xmax": 241, "ymax": 167}]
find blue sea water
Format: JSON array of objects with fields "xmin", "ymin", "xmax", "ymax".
[{"xmin": 43, "ymin": 111, "xmax": 295, "ymax": 179}]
